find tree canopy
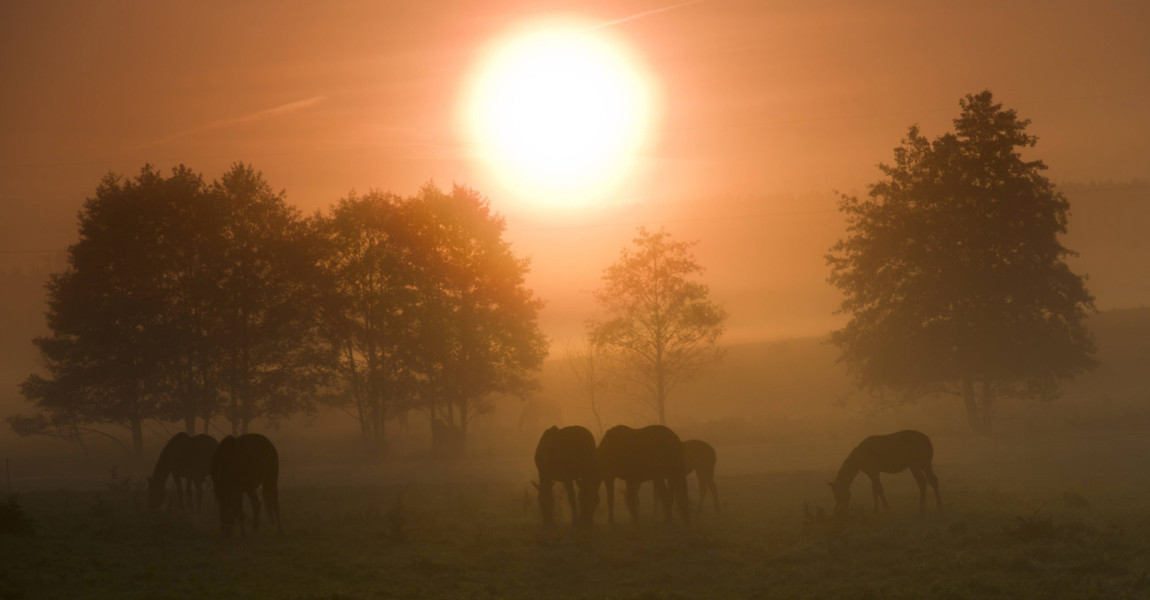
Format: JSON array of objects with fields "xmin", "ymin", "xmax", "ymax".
[
  {"xmin": 590, "ymin": 227, "xmax": 726, "ymax": 425},
  {"xmin": 826, "ymin": 91, "xmax": 1097, "ymax": 433}
]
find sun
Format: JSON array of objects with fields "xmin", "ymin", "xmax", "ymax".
[{"xmin": 463, "ymin": 21, "xmax": 656, "ymax": 208}]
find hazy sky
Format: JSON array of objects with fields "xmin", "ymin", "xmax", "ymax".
[{"xmin": 3, "ymin": 0, "xmax": 1149, "ymax": 343}]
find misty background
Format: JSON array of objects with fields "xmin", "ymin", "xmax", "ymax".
[{"xmin": 2, "ymin": 0, "xmax": 1149, "ymax": 483}]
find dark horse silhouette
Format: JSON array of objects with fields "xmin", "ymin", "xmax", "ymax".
[
  {"xmin": 211, "ymin": 433, "xmax": 281, "ymax": 538},
  {"xmin": 682, "ymin": 439, "xmax": 719, "ymax": 515},
  {"xmin": 597, "ymin": 425, "xmax": 689, "ymax": 524},
  {"xmin": 830, "ymin": 429, "xmax": 942, "ymax": 520},
  {"xmin": 148, "ymin": 432, "xmax": 218, "ymax": 512},
  {"xmin": 534, "ymin": 425, "xmax": 599, "ymax": 526}
]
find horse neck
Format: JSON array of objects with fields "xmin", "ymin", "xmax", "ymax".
[{"xmin": 834, "ymin": 451, "xmax": 862, "ymax": 487}]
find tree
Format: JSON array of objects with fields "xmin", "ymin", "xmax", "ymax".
[
  {"xmin": 564, "ymin": 337, "xmax": 613, "ymax": 437},
  {"xmin": 14, "ymin": 164, "xmax": 327, "ymax": 456},
  {"xmin": 209, "ymin": 164, "xmax": 328, "ymax": 434},
  {"xmin": 409, "ymin": 183, "xmax": 548, "ymax": 454},
  {"xmin": 589, "ymin": 227, "xmax": 727, "ymax": 425},
  {"xmin": 313, "ymin": 191, "xmax": 424, "ymax": 454},
  {"xmin": 16, "ymin": 166, "xmax": 181, "ymax": 456},
  {"xmin": 826, "ymin": 91, "xmax": 1097, "ymax": 434}
]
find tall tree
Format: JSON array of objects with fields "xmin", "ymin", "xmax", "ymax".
[
  {"xmin": 826, "ymin": 91, "xmax": 1097, "ymax": 433},
  {"xmin": 410, "ymin": 183, "xmax": 548, "ymax": 454},
  {"xmin": 16, "ymin": 166, "xmax": 177, "ymax": 455},
  {"xmin": 209, "ymin": 163, "xmax": 327, "ymax": 434},
  {"xmin": 589, "ymin": 227, "xmax": 727, "ymax": 425},
  {"xmin": 313, "ymin": 191, "xmax": 424, "ymax": 454}
]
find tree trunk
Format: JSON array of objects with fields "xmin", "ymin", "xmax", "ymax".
[
  {"xmin": 130, "ymin": 416, "xmax": 145, "ymax": 458},
  {"xmin": 184, "ymin": 412, "xmax": 197, "ymax": 435},
  {"xmin": 962, "ymin": 376, "xmax": 980, "ymax": 433},
  {"xmin": 980, "ymin": 380, "xmax": 995, "ymax": 433}
]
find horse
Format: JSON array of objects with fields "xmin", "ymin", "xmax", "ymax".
[
  {"xmin": 148, "ymin": 432, "xmax": 218, "ymax": 512},
  {"xmin": 682, "ymin": 439, "xmax": 719, "ymax": 515},
  {"xmin": 534, "ymin": 425, "xmax": 599, "ymax": 526},
  {"xmin": 829, "ymin": 429, "xmax": 942, "ymax": 520},
  {"xmin": 210, "ymin": 433, "xmax": 281, "ymax": 538},
  {"xmin": 597, "ymin": 425, "xmax": 689, "ymax": 524}
]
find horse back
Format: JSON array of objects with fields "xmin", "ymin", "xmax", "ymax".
[
  {"xmin": 681, "ymin": 439, "xmax": 716, "ymax": 475},
  {"xmin": 856, "ymin": 430, "xmax": 933, "ymax": 472},
  {"xmin": 598, "ymin": 425, "xmax": 686, "ymax": 480},
  {"xmin": 535, "ymin": 426, "xmax": 597, "ymax": 482},
  {"xmin": 212, "ymin": 434, "xmax": 279, "ymax": 493}
]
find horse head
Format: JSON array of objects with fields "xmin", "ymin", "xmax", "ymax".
[{"xmin": 829, "ymin": 481, "xmax": 850, "ymax": 521}]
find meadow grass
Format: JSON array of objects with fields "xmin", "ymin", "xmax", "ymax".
[{"xmin": 3, "ymin": 431, "xmax": 1150, "ymax": 599}]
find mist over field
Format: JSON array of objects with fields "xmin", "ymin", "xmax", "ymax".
[{"xmin": 3, "ymin": 1, "xmax": 1150, "ymax": 599}]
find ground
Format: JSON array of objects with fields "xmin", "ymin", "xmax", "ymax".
[{"xmin": 2, "ymin": 429, "xmax": 1149, "ymax": 599}]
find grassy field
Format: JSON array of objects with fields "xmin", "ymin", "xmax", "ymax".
[{"xmin": 3, "ymin": 429, "xmax": 1150, "ymax": 600}]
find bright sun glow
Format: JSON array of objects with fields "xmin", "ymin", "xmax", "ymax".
[{"xmin": 464, "ymin": 22, "xmax": 655, "ymax": 208}]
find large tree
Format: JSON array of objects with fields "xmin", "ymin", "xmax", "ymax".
[
  {"xmin": 826, "ymin": 91, "xmax": 1096, "ymax": 433},
  {"xmin": 589, "ymin": 227, "xmax": 727, "ymax": 425},
  {"xmin": 209, "ymin": 164, "xmax": 327, "ymax": 434},
  {"xmin": 313, "ymin": 191, "xmax": 424, "ymax": 454},
  {"xmin": 17, "ymin": 166, "xmax": 186, "ymax": 455},
  {"xmin": 410, "ymin": 183, "xmax": 548, "ymax": 454},
  {"xmin": 14, "ymin": 164, "xmax": 326, "ymax": 455}
]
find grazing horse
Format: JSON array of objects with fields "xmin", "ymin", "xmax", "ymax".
[
  {"xmin": 148, "ymin": 433, "xmax": 218, "ymax": 512},
  {"xmin": 211, "ymin": 433, "xmax": 281, "ymax": 538},
  {"xmin": 829, "ymin": 430, "xmax": 942, "ymax": 520},
  {"xmin": 682, "ymin": 439, "xmax": 719, "ymax": 515},
  {"xmin": 597, "ymin": 425, "xmax": 689, "ymax": 524},
  {"xmin": 534, "ymin": 425, "xmax": 599, "ymax": 526}
]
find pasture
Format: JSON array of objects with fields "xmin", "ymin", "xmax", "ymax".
[{"xmin": 2, "ymin": 428, "xmax": 1150, "ymax": 600}]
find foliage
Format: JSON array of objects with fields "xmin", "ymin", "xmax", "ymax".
[
  {"xmin": 313, "ymin": 183, "xmax": 547, "ymax": 455},
  {"xmin": 826, "ymin": 91, "xmax": 1097, "ymax": 433},
  {"xmin": 590, "ymin": 227, "xmax": 726, "ymax": 424},
  {"xmin": 15, "ymin": 164, "xmax": 326, "ymax": 454},
  {"xmin": 407, "ymin": 184, "xmax": 548, "ymax": 453}
]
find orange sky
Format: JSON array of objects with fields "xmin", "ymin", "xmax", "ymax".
[{"xmin": 2, "ymin": 0, "xmax": 1149, "ymax": 344}]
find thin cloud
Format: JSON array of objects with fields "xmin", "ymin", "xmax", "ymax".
[
  {"xmin": 588, "ymin": 0, "xmax": 709, "ymax": 30},
  {"xmin": 143, "ymin": 96, "xmax": 327, "ymax": 148}
]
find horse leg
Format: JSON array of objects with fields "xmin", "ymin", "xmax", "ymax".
[
  {"xmin": 564, "ymin": 480, "xmax": 579, "ymax": 524},
  {"xmin": 925, "ymin": 466, "xmax": 942, "ymax": 510},
  {"xmin": 625, "ymin": 480, "xmax": 640, "ymax": 522},
  {"xmin": 868, "ymin": 473, "xmax": 887, "ymax": 513},
  {"xmin": 709, "ymin": 477, "xmax": 720, "ymax": 516},
  {"xmin": 247, "ymin": 489, "xmax": 262, "ymax": 533},
  {"xmin": 653, "ymin": 479, "xmax": 672, "ymax": 523},
  {"xmin": 911, "ymin": 468, "xmax": 928, "ymax": 515},
  {"xmin": 173, "ymin": 476, "xmax": 186, "ymax": 512},
  {"xmin": 193, "ymin": 478, "xmax": 203, "ymax": 513},
  {"xmin": 605, "ymin": 479, "xmax": 616, "ymax": 525},
  {"xmin": 264, "ymin": 480, "xmax": 282, "ymax": 533}
]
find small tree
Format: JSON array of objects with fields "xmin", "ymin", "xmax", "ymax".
[
  {"xmin": 564, "ymin": 337, "xmax": 612, "ymax": 437},
  {"xmin": 826, "ymin": 91, "xmax": 1097, "ymax": 433},
  {"xmin": 590, "ymin": 227, "xmax": 726, "ymax": 425}
]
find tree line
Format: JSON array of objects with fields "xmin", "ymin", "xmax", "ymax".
[{"xmin": 12, "ymin": 164, "xmax": 548, "ymax": 457}]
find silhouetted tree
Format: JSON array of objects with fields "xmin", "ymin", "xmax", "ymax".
[
  {"xmin": 826, "ymin": 91, "xmax": 1097, "ymax": 433},
  {"xmin": 209, "ymin": 164, "xmax": 327, "ymax": 434},
  {"xmin": 410, "ymin": 183, "xmax": 548, "ymax": 454},
  {"xmin": 564, "ymin": 337, "xmax": 612, "ymax": 437},
  {"xmin": 589, "ymin": 228, "xmax": 727, "ymax": 425},
  {"xmin": 313, "ymin": 191, "xmax": 424, "ymax": 454},
  {"xmin": 15, "ymin": 164, "xmax": 327, "ymax": 455},
  {"xmin": 17, "ymin": 167, "xmax": 179, "ymax": 455}
]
